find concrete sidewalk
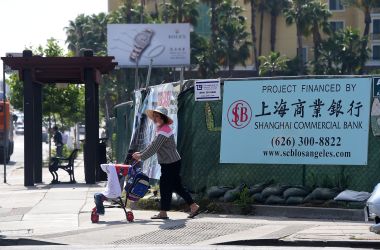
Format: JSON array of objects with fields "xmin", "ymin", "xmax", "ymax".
[{"xmin": 1, "ymin": 160, "xmax": 380, "ymax": 248}]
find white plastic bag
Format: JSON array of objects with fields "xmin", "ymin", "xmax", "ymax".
[
  {"xmin": 334, "ymin": 190, "xmax": 371, "ymax": 202},
  {"xmin": 367, "ymin": 184, "xmax": 380, "ymax": 218}
]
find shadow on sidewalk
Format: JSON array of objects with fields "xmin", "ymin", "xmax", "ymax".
[{"xmin": 0, "ymin": 237, "xmax": 65, "ymax": 246}]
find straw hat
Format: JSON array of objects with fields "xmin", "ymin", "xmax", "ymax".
[{"xmin": 145, "ymin": 106, "xmax": 173, "ymax": 125}]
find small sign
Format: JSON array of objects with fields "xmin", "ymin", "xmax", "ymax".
[
  {"xmin": 4, "ymin": 53, "xmax": 22, "ymax": 74},
  {"xmin": 194, "ymin": 79, "xmax": 221, "ymax": 101},
  {"xmin": 373, "ymin": 77, "xmax": 380, "ymax": 97}
]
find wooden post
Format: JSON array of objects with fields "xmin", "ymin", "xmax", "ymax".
[
  {"xmin": 22, "ymin": 50, "xmax": 34, "ymax": 186},
  {"xmin": 94, "ymin": 81, "xmax": 100, "ymax": 181},
  {"xmin": 83, "ymin": 50, "xmax": 96, "ymax": 184},
  {"xmin": 33, "ymin": 82, "xmax": 42, "ymax": 183}
]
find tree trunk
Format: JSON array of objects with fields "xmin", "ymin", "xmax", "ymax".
[
  {"xmin": 140, "ymin": 0, "xmax": 145, "ymax": 23},
  {"xmin": 126, "ymin": 0, "xmax": 132, "ymax": 23},
  {"xmin": 270, "ymin": 13, "xmax": 277, "ymax": 52},
  {"xmin": 211, "ymin": 0, "xmax": 218, "ymax": 47},
  {"xmin": 296, "ymin": 22, "xmax": 304, "ymax": 75},
  {"xmin": 178, "ymin": 4, "xmax": 183, "ymax": 23},
  {"xmin": 360, "ymin": 6, "xmax": 371, "ymax": 74},
  {"xmin": 163, "ymin": 0, "xmax": 168, "ymax": 23},
  {"xmin": 154, "ymin": 0, "xmax": 159, "ymax": 18},
  {"xmin": 250, "ymin": 0, "xmax": 259, "ymax": 73},
  {"xmin": 363, "ymin": 6, "xmax": 371, "ymax": 37},
  {"xmin": 312, "ymin": 22, "xmax": 322, "ymax": 73},
  {"xmin": 258, "ymin": 3, "xmax": 264, "ymax": 56}
]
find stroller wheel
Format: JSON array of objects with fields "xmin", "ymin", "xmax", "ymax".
[
  {"xmin": 127, "ymin": 211, "xmax": 134, "ymax": 222},
  {"xmin": 91, "ymin": 207, "xmax": 99, "ymax": 223}
]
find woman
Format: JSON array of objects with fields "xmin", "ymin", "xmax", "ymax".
[{"xmin": 132, "ymin": 106, "xmax": 200, "ymax": 219}]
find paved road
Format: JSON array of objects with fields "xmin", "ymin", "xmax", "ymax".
[{"xmin": 0, "ymin": 133, "xmax": 50, "ymax": 181}]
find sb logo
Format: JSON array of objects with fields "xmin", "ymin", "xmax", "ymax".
[{"xmin": 227, "ymin": 100, "xmax": 252, "ymax": 129}]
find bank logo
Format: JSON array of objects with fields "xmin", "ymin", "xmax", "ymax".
[{"xmin": 227, "ymin": 100, "xmax": 252, "ymax": 129}]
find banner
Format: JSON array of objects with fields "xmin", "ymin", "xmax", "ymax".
[
  {"xmin": 220, "ymin": 78, "xmax": 371, "ymax": 165},
  {"xmin": 107, "ymin": 24, "xmax": 190, "ymax": 67},
  {"xmin": 129, "ymin": 82, "xmax": 181, "ymax": 179}
]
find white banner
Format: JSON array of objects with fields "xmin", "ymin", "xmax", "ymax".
[
  {"xmin": 130, "ymin": 82, "xmax": 181, "ymax": 179},
  {"xmin": 107, "ymin": 24, "xmax": 190, "ymax": 67}
]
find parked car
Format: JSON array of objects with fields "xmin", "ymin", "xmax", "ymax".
[{"xmin": 15, "ymin": 125, "xmax": 24, "ymax": 135}]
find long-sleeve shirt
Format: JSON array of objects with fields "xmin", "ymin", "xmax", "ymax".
[{"xmin": 141, "ymin": 124, "xmax": 181, "ymax": 164}]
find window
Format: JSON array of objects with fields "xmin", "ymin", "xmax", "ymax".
[
  {"xmin": 373, "ymin": 45, "xmax": 380, "ymax": 60},
  {"xmin": 329, "ymin": 0, "xmax": 344, "ymax": 11},
  {"xmin": 297, "ymin": 48, "xmax": 308, "ymax": 63},
  {"xmin": 330, "ymin": 21, "xmax": 344, "ymax": 32},
  {"xmin": 374, "ymin": 19, "xmax": 380, "ymax": 34}
]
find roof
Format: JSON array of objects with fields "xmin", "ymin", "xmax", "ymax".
[{"xmin": 1, "ymin": 56, "xmax": 118, "ymax": 84}]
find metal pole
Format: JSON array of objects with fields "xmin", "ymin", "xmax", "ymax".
[
  {"xmin": 145, "ymin": 59, "xmax": 153, "ymax": 88},
  {"xmin": 180, "ymin": 66, "xmax": 185, "ymax": 85},
  {"xmin": 2, "ymin": 61, "xmax": 6, "ymax": 183},
  {"xmin": 135, "ymin": 62, "xmax": 139, "ymax": 90}
]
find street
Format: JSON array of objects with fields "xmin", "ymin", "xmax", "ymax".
[{"xmin": 0, "ymin": 133, "xmax": 50, "ymax": 181}]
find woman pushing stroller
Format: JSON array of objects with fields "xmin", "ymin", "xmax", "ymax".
[{"xmin": 132, "ymin": 106, "xmax": 200, "ymax": 220}]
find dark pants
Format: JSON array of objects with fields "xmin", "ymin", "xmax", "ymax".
[
  {"xmin": 56, "ymin": 145, "xmax": 63, "ymax": 157},
  {"xmin": 160, "ymin": 160, "xmax": 194, "ymax": 211},
  {"xmin": 94, "ymin": 193, "xmax": 107, "ymax": 215}
]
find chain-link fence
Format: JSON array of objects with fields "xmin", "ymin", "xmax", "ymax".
[{"xmin": 112, "ymin": 80, "xmax": 380, "ymax": 194}]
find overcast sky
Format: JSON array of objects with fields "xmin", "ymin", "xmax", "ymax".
[{"xmin": 0, "ymin": 0, "xmax": 107, "ymax": 82}]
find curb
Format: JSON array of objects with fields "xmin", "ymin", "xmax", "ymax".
[
  {"xmin": 216, "ymin": 239, "xmax": 380, "ymax": 248},
  {"xmin": 252, "ymin": 204, "xmax": 365, "ymax": 221}
]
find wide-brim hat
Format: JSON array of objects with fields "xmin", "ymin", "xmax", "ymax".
[{"xmin": 145, "ymin": 106, "xmax": 173, "ymax": 125}]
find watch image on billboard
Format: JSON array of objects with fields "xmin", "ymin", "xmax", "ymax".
[{"xmin": 108, "ymin": 23, "xmax": 190, "ymax": 67}]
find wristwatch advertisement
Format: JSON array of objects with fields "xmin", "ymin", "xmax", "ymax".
[
  {"xmin": 130, "ymin": 29, "xmax": 154, "ymax": 63},
  {"xmin": 108, "ymin": 23, "xmax": 190, "ymax": 66}
]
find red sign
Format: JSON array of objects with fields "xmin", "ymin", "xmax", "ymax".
[{"xmin": 227, "ymin": 100, "xmax": 252, "ymax": 129}]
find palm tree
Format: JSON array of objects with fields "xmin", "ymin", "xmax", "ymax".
[
  {"xmin": 302, "ymin": 1, "xmax": 331, "ymax": 73},
  {"xmin": 64, "ymin": 14, "xmax": 91, "ymax": 55},
  {"xmin": 283, "ymin": 0, "xmax": 312, "ymax": 75},
  {"xmin": 215, "ymin": 0, "xmax": 251, "ymax": 73},
  {"xmin": 201, "ymin": 0, "xmax": 221, "ymax": 47},
  {"xmin": 244, "ymin": 0, "xmax": 259, "ymax": 71},
  {"xmin": 317, "ymin": 27, "xmax": 370, "ymax": 74},
  {"xmin": 162, "ymin": 0, "xmax": 199, "ymax": 26},
  {"xmin": 343, "ymin": 0, "xmax": 380, "ymax": 37},
  {"xmin": 89, "ymin": 13, "xmax": 109, "ymax": 54},
  {"xmin": 258, "ymin": 51, "xmax": 289, "ymax": 76},
  {"xmin": 258, "ymin": 0, "xmax": 265, "ymax": 56},
  {"xmin": 265, "ymin": 0, "xmax": 290, "ymax": 52},
  {"xmin": 343, "ymin": 0, "xmax": 380, "ymax": 72}
]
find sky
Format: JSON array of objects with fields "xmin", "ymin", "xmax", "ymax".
[{"xmin": 0, "ymin": 0, "xmax": 107, "ymax": 82}]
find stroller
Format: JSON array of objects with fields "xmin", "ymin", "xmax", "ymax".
[{"xmin": 91, "ymin": 161, "xmax": 150, "ymax": 223}]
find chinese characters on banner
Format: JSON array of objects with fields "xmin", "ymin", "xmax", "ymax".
[
  {"xmin": 129, "ymin": 82, "xmax": 181, "ymax": 179},
  {"xmin": 220, "ymin": 78, "xmax": 372, "ymax": 165}
]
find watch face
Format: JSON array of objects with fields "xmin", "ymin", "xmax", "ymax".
[
  {"xmin": 134, "ymin": 30, "xmax": 153, "ymax": 47},
  {"xmin": 131, "ymin": 29, "xmax": 154, "ymax": 62}
]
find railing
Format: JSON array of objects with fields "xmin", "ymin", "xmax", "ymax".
[{"xmin": 371, "ymin": 33, "xmax": 380, "ymax": 40}]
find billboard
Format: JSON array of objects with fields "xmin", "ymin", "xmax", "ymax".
[
  {"xmin": 220, "ymin": 78, "xmax": 372, "ymax": 165},
  {"xmin": 107, "ymin": 24, "xmax": 190, "ymax": 67}
]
